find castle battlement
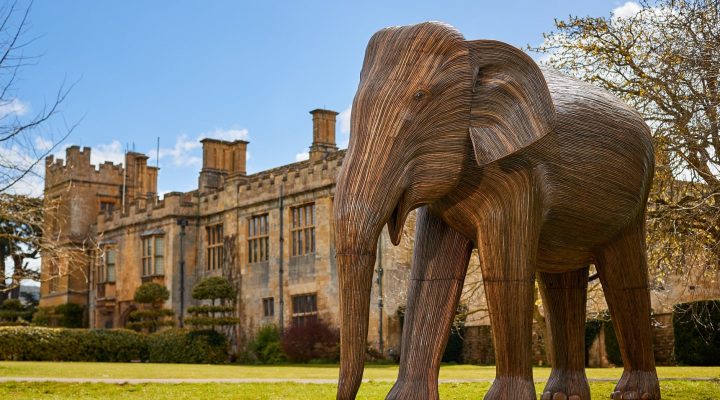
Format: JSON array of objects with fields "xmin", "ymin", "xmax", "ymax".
[
  {"xmin": 45, "ymin": 146, "xmax": 125, "ymax": 188},
  {"xmin": 196, "ymin": 150, "xmax": 345, "ymax": 215},
  {"xmin": 97, "ymin": 190, "xmax": 198, "ymax": 232}
]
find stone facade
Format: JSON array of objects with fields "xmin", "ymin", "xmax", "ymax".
[
  {"xmin": 39, "ymin": 109, "xmax": 417, "ymax": 353},
  {"xmin": 39, "ymin": 107, "xmax": 720, "ymax": 361}
]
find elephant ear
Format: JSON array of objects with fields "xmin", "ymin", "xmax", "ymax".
[{"xmin": 467, "ymin": 40, "xmax": 555, "ymax": 166}]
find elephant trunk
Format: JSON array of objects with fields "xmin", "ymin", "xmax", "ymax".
[
  {"xmin": 336, "ymin": 252, "xmax": 375, "ymax": 399},
  {"xmin": 334, "ymin": 184, "xmax": 387, "ymax": 399}
]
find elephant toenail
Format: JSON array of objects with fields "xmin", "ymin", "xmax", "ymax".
[
  {"xmin": 552, "ymin": 393, "xmax": 567, "ymax": 400},
  {"xmin": 542, "ymin": 392, "xmax": 552, "ymax": 400},
  {"xmin": 568, "ymin": 396, "xmax": 581, "ymax": 400},
  {"xmin": 611, "ymin": 391, "xmax": 621, "ymax": 399},
  {"xmin": 640, "ymin": 394, "xmax": 652, "ymax": 399},
  {"xmin": 621, "ymin": 392, "xmax": 639, "ymax": 399}
]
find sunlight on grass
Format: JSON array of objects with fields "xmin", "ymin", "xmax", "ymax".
[
  {"xmin": 1, "ymin": 362, "xmax": 719, "ymax": 381},
  {"xmin": 0, "ymin": 381, "xmax": 718, "ymax": 400}
]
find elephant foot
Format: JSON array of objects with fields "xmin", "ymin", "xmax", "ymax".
[
  {"xmin": 541, "ymin": 369, "xmax": 590, "ymax": 400},
  {"xmin": 386, "ymin": 379, "xmax": 437, "ymax": 400},
  {"xmin": 484, "ymin": 377, "xmax": 535, "ymax": 400},
  {"xmin": 610, "ymin": 370, "xmax": 660, "ymax": 400}
]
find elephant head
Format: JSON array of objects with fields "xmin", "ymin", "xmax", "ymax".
[{"xmin": 334, "ymin": 22, "xmax": 555, "ymax": 399}]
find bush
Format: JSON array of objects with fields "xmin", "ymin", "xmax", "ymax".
[
  {"xmin": 187, "ymin": 277, "xmax": 239, "ymax": 330},
  {"xmin": 0, "ymin": 326, "xmax": 146, "ymax": 361},
  {"xmin": 584, "ymin": 315, "xmax": 622, "ymax": 366},
  {"xmin": 147, "ymin": 328, "xmax": 228, "ymax": 364},
  {"xmin": 0, "ymin": 299, "xmax": 33, "ymax": 326},
  {"xmin": 247, "ymin": 324, "xmax": 285, "ymax": 364},
  {"xmin": 134, "ymin": 282, "xmax": 170, "ymax": 304},
  {"xmin": 281, "ymin": 319, "xmax": 339, "ymax": 363},
  {"xmin": 192, "ymin": 276, "xmax": 235, "ymax": 301},
  {"xmin": 54, "ymin": 303, "xmax": 85, "ymax": 328},
  {"xmin": 129, "ymin": 283, "xmax": 174, "ymax": 333},
  {"xmin": 0, "ymin": 326, "xmax": 231, "ymax": 363},
  {"xmin": 673, "ymin": 300, "xmax": 720, "ymax": 366}
]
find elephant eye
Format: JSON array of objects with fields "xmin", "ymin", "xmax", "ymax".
[{"xmin": 413, "ymin": 90, "xmax": 429, "ymax": 101}]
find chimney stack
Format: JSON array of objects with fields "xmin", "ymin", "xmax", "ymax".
[
  {"xmin": 199, "ymin": 138, "xmax": 248, "ymax": 191},
  {"xmin": 308, "ymin": 109, "xmax": 338, "ymax": 161}
]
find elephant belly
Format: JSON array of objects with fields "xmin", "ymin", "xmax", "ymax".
[{"xmin": 529, "ymin": 73, "xmax": 655, "ymax": 272}]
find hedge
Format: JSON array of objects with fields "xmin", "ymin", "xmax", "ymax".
[
  {"xmin": 673, "ymin": 300, "xmax": 720, "ymax": 366},
  {"xmin": 0, "ymin": 326, "xmax": 228, "ymax": 363},
  {"xmin": 147, "ymin": 328, "xmax": 228, "ymax": 364}
]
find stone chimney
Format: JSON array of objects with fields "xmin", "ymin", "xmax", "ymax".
[
  {"xmin": 308, "ymin": 109, "xmax": 338, "ymax": 161},
  {"xmin": 124, "ymin": 152, "xmax": 158, "ymax": 207},
  {"xmin": 199, "ymin": 138, "xmax": 248, "ymax": 191}
]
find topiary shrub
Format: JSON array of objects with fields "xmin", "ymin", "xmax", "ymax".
[
  {"xmin": 191, "ymin": 276, "xmax": 235, "ymax": 301},
  {"xmin": 0, "ymin": 299, "xmax": 33, "ymax": 326},
  {"xmin": 281, "ymin": 319, "xmax": 339, "ymax": 363},
  {"xmin": 187, "ymin": 276, "xmax": 239, "ymax": 331},
  {"xmin": 128, "ymin": 282, "xmax": 174, "ymax": 333},
  {"xmin": 673, "ymin": 300, "xmax": 720, "ymax": 366},
  {"xmin": 247, "ymin": 324, "xmax": 285, "ymax": 364},
  {"xmin": 147, "ymin": 328, "xmax": 228, "ymax": 364}
]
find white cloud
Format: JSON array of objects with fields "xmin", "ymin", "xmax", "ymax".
[
  {"xmin": 203, "ymin": 128, "xmax": 249, "ymax": 142},
  {"xmin": 153, "ymin": 127, "xmax": 249, "ymax": 168},
  {"xmin": 90, "ymin": 140, "xmax": 124, "ymax": 166},
  {"xmin": 612, "ymin": 1, "xmax": 642, "ymax": 20},
  {"xmin": 0, "ymin": 98, "xmax": 29, "ymax": 119},
  {"xmin": 157, "ymin": 134, "xmax": 202, "ymax": 167},
  {"xmin": 34, "ymin": 136, "xmax": 54, "ymax": 151},
  {"xmin": 338, "ymin": 107, "xmax": 351, "ymax": 135},
  {"xmin": 295, "ymin": 152, "xmax": 309, "ymax": 162},
  {"xmin": 0, "ymin": 143, "xmax": 45, "ymax": 196}
]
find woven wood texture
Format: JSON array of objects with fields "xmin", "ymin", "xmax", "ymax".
[{"xmin": 334, "ymin": 22, "xmax": 659, "ymax": 400}]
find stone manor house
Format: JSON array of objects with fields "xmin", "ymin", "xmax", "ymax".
[
  {"xmin": 38, "ymin": 107, "xmax": 719, "ymax": 363},
  {"xmin": 39, "ymin": 109, "xmax": 421, "ymax": 354}
]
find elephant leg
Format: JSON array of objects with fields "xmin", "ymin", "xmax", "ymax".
[
  {"xmin": 595, "ymin": 221, "xmax": 660, "ymax": 400},
  {"xmin": 387, "ymin": 207, "xmax": 472, "ymax": 400},
  {"xmin": 477, "ymin": 209, "xmax": 540, "ymax": 400},
  {"xmin": 538, "ymin": 267, "xmax": 591, "ymax": 400}
]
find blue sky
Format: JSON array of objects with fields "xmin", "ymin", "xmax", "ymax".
[{"xmin": 14, "ymin": 0, "xmax": 636, "ymax": 195}]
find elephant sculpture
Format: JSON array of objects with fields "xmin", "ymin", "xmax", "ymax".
[{"xmin": 334, "ymin": 22, "xmax": 660, "ymax": 400}]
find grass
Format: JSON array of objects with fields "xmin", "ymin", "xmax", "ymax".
[
  {"xmin": 0, "ymin": 362, "xmax": 718, "ymax": 399},
  {"xmin": 1, "ymin": 362, "xmax": 719, "ymax": 380},
  {"xmin": 0, "ymin": 381, "xmax": 718, "ymax": 399}
]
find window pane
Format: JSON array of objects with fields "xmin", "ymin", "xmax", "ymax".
[
  {"xmin": 155, "ymin": 255, "xmax": 164, "ymax": 275},
  {"xmin": 298, "ymin": 230, "xmax": 303, "ymax": 256},
  {"xmin": 311, "ymin": 228, "xmax": 315, "ymax": 253},
  {"xmin": 155, "ymin": 237, "xmax": 164, "ymax": 256}
]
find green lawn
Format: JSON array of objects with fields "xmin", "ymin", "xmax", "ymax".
[
  {"xmin": 0, "ymin": 381, "xmax": 718, "ymax": 400},
  {"xmin": 1, "ymin": 362, "xmax": 719, "ymax": 381},
  {"xmin": 0, "ymin": 362, "xmax": 718, "ymax": 399}
]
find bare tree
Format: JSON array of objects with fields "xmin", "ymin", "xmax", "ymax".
[
  {"xmin": 0, "ymin": 1, "xmax": 73, "ymax": 195},
  {"xmin": 0, "ymin": 1, "xmax": 75, "ymax": 298},
  {"xmin": 531, "ymin": 0, "xmax": 720, "ymax": 292}
]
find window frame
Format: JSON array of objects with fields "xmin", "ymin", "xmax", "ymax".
[
  {"xmin": 248, "ymin": 214, "xmax": 269, "ymax": 264},
  {"xmin": 141, "ymin": 235, "xmax": 165, "ymax": 277},
  {"xmin": 290, "ymin": 203, "xmax": 316, "ymax": 257},
  {"xmin": 206, "ymin": 223, "xmax": 224, "ymax": 271},
  {"xmin": 48, "ymin": 258, "xmax": 59, "ymax": 293},
  {"xmin": 291, "ymin": 293, "xmax": 318, "ymax": 326},
  {"xmin": 262, "ymin": 297, "xmax": 274, "ymax": 317},
  {"xmin": 105, "ymin": 248, "xmax": 117, "ymax": 282}
]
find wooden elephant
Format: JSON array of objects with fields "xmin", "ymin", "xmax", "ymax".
[{"xmin": 334, "ymin": 22, "xmax": 660, "ymax": 400}]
